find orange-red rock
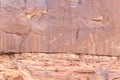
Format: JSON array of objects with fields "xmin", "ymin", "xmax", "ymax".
[{"xmin": 0, "ymin": 0, "xmax": 120, "ymax": 54}]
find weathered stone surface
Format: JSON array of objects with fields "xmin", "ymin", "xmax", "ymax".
[
  {"xmin": 0, "ymin": 53, "xmax": 120, "ymax": 80},
  {"xmin": 0, "ymin": 0, "xmax": 120, "ymax": 55}
]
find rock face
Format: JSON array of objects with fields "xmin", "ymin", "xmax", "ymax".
[
  {"xmin": 1, "ymin": 1, "xmax": 120, "ymax": 80},
  {"xmin": 0, "ymin": 0, "xmax": 120, "ymax": 56},
  {"xmin": 0, "ymin": 53, "xmax": 120, "ymax": 80}
]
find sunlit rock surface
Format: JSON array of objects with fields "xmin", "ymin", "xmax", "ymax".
[
  {"xmin": 1, "ymin": 0, "xmax": 120, "ymax": 80},
  {"xmin": 0, "ymin": 53, "xmax": 119, "ymax": 80}
]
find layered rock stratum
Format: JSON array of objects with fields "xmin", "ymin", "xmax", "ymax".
[
  {"xmin": 0, "ymin": 0, "xmax": 120, "ymax": 80},
  {"xmin": 0, "ymin": 0, "xmax": 120, "ymax": 55},
  {"xmin": 0, "ymin": 53, "xmax": 120, "ymax": 80}
]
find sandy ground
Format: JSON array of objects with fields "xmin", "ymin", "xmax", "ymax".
[{"xmin": 0, "ymin": 53, "xmax": 120, "ymax": 80}]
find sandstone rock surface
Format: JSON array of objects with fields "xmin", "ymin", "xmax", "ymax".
[
  {"xmin": 1, "ymin": 1, "xmax": 120, "ymax": 80},
  {"xmin": 0, "ymin": 53, "xmax": 119, "ymax": 80},
  {"xmin": 0, "ymin": 0, "xmax": 120, "ymax": 55}
]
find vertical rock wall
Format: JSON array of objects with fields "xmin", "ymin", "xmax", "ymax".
[{"xmin": 0, "ymin": 0, "xmax": 120, "ymax": 56}]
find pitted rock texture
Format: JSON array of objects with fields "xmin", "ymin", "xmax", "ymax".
[{"xmin": 0, "ymin": 53, "xmax": 120, "ymax": 80}]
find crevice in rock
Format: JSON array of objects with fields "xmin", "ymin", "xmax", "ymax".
[
  {"xmin": 75, "ymin": 29, "xmax": 80, "ymax": 41},
  {"xmin": 18, "ymin": 20, "xmax": 32, "ymax": 53}
]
